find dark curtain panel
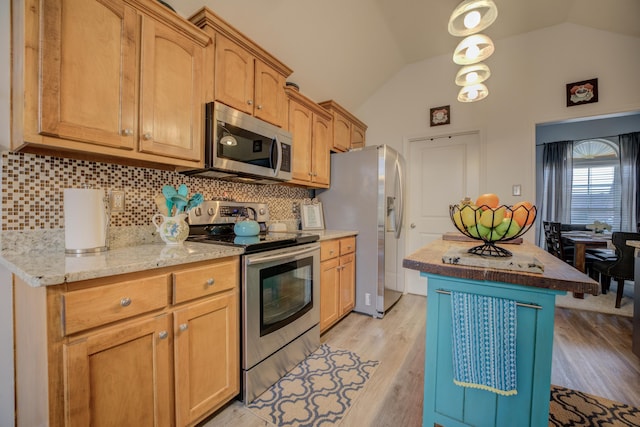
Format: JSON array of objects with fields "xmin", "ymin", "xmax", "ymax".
[
  {"xmin": 539, "ymin": 141, "xmax": 573, "ymax": 245},
  {"xmin": 619, "ymin": 131, "xmax": 640, "ymax": 231}
]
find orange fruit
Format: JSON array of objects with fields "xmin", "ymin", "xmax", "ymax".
[
  {"xmin": 475, "ymin": 193, "xmax": 500, "ymax": 210},
  {"xmin": 511, "ymin": 201, "xmax": 535, "ymax": 227}
]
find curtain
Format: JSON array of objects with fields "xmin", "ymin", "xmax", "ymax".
[
  {"xmin": 539, "ymin": 141, "xmax": 573, "ymax": 245},
  {"xmin": 619, "ymin": 131, "xmax": 640, "ymax": 232}
]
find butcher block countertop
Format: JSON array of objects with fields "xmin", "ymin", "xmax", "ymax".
[{"xmin": 403, "ymin": 238, "xmax": 599, "ymax": 295}]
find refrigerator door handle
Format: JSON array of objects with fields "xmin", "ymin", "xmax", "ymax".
[{"xmin": 394, "ymin": 159, "xmax": 404, "ymax": 239}]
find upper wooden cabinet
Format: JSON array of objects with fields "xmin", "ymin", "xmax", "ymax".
[
  {"xmin": 286, "ymin": 88, "xmax": 332, "ymax": 188},
  {"xmin": 318, "ymin": 100, "xmax": 368, "ymax": 152},
  {"xmin": 12, "ymin": 0, "xmax": 210, "ymax": 168},
  {"xmin": 189, "ymin": 8, "xmax": 292, "ymax": 128}
]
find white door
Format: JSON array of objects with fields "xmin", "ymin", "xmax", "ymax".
[{"xmin": 405, "ymin": 132, "xmax": 481, "ymax": 295}]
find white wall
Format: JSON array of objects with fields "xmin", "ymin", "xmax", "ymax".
[
  {"xmin": 357, "ymin": 23, "xmax": 640, "ymax": 208},
  {"xmin": 0, "ymin": 0, "xmax": 15, "ymax": 425}
]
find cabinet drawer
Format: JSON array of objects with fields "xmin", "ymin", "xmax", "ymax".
[
  {"xmin": 321, "ymin": 240, "xmax": 340, "ymax": 261},
  {"xmin": 63, "ymin": 274, "xmax": 170, "ymax": 335},
  {"xmin": 340, "ymin": 237, "xmax": 356, "ymax": 255},
  {"xmin": 173, "ymin": 257, "xmax": 239, "ymax": 304}
]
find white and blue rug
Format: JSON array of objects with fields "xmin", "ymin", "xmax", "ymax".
[{"xmin": 247, "ymin": 344, "xmax": 379, "ymax": 427}]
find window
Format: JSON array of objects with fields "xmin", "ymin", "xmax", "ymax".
[{"xmin": 571, "ymin": 138, "xmax": 621, "ymax": 230}]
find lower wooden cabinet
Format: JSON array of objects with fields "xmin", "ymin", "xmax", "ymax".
[
  {"xmin": 14, "ymin": 257, "xmax": 239, "ymax": 427},
  {"xmin": 320, "ymin": 237, "xmax": 356, "ymax": 333}
]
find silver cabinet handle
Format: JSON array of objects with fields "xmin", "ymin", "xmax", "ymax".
[
  {"xmin": 143, "ymin": 132, "xmax": 152, "ymax": 140},
  {"xmin": 329, "ymin": 250, "xmax": 335, "ymax": 255},
  {"xmin": 158, "ymin": 331, "xmax": 168, "ymax": 340},
  {"xmin": 410, "ymin": 223, "xmax": 416, "ymax": 229},
  {"xmin": 121, "ymin": 128, "xmax": 133, "ymax": 136},
  {"xmin": 179, "ymin": 323, "xmax": 188, "ymax": 332},
  {"xmin": 120, "ymin": 297, "xmax": 132, "ymax": 307},
  {"xmin": 206, "ymin": 278, "xmax": 215, "ymax": 286},
  {"xmin": 247, "ymin": 100, "xmax": 253, "ymax": 105},
  {"xmin": 257, "ymin": 105, "xmax": 262, "ymax": 110}
]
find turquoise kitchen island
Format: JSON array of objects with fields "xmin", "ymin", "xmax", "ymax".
[{"xmin": 404, "ymin": 238, "xmax": 598, "ymax": 427}]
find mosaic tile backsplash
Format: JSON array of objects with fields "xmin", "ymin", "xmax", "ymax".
[{"xmin": 2, "ymin": 152, "xmax": 311, "ymax": 231}]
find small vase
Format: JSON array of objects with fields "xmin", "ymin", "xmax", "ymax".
[{"xmin": 152, "ymin": 213, "xmax": 189, "ymax": 245}]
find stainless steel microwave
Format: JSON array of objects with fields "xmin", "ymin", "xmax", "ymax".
[{"xmin": 182, "ymin": 102, "xmax": 292, "ymax": 183}]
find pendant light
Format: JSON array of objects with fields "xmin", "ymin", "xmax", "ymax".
[
  {"xmin": 455, "ymin": 63, "xmax": 491, "ymax": 86},
  {"xmin": 453, "ymin": 34, "xmax": 495, "ymax": 65},
  {"xmin": 457, "ymin": 83, "xmax": 489, "ymax": 103},
  {"xmin": 448, "ymin": 0, "xmax": 498, "ymax": 37}
]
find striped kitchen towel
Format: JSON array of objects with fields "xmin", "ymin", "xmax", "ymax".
[{"xmin": 450, "ymin": 291, "xmax": 518, "ymax": 396}]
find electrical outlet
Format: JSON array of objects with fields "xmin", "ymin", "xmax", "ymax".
[{"xmin": 110, "ymin": 190, "xmax": 125, "ymax": 212}]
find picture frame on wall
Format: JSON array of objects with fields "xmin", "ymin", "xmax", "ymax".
[
  {"xmin": 301, "ymin": 203, "xmax": 325, "ymax": 230},
  {"xmin": 430, "ymin": 105, "xmax": 450, "ymax": 126},
  {"xmin": 566, "ymin": 78, "xmax": 598, "ymax": 107}
]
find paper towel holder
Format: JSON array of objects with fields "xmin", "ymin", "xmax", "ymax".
[{"xmin": 64, "ymin": 189, "xmax": 111, "ymax": 256}]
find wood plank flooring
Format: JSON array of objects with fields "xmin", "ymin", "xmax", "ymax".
[{"xmin": 200, "ymin": 294, "xmax": 639, "ymax": 426}]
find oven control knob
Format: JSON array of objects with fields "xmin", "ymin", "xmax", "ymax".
[
  {"xmin": 193, "ymin": 206, "xmax": 202, "ymax": 216},
  {"xmin": 259, "ymin": 208, "xmax": 266, "ymax": 216},
  {"xmin": 207, "ymin": 207, "xmax": 216, "ymax": 216}
]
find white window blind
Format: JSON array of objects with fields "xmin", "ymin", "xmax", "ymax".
[{"xmin": 570, "ymin": 139, "xmax": 621, "ymax": 230}]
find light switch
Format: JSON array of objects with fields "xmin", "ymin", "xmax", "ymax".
[{"xmin": 512, "ymin": 185, "xmax": 521, "ymax": 197}]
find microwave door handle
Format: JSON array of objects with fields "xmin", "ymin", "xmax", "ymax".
[{"xmin": 272, "ymin": 136, "xmax": 283, "ymax": 176}]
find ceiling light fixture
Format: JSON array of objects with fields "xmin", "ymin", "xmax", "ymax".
[
  {"xmin": 455, "ymin": 63, "xmax": 491, "ymax": 86},
  {"xmin": 457, "ymin": 83, "xmax": 489, "ymax": 102},
  {"xmin": 448, "ymin": 0, "xmax": 498, "ymax": 37},
  {"xmin": 453, "ymin": 34, "xmax": 495, "ymax": 65}
]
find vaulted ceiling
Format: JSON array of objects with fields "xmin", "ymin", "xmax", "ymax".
[{"xmin": 167, "ymin": 0, "xmax": 640, "ymax": 111}]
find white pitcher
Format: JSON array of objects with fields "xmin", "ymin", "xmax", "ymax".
[{"xmin": 152, "ymin": 213, "xmax": 189, "ymax": 245}]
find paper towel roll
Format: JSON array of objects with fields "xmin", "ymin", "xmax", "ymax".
[{"xmin": 64, "ymin": 188, "xmax": 108, "ymax": 253}]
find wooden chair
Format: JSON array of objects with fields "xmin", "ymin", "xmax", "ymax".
[
  {"xmin": 546, "ymin": 222, "xmax": 574, "ymax": 263},
  {"xmin": 592, "ymin": 232, "xmax": 640, "ymax": 308}
]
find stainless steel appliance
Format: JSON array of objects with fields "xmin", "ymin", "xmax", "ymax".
[
  {"xmin": 187, "ymin": 201, "xmax": 320, "ymax": 403},
  {"xmin": 182, "ymin": 103, "xmax": 293, "ymax": 183},
  {"xmin": 318, "ymin": 145, "xmax": 405, "ymax": 318}
]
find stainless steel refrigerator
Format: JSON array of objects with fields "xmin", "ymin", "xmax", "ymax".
[{"xmin": 317, "ymin": 145, "xmax": 405, "ymax": 318}]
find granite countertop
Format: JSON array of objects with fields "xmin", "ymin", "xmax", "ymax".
[
  {"xmin": 0, "ymin": 229, "xmax": 357, "ymax": 288},
  {"xmin": 403, "ymin": 238, "xmax": 599, "ymax": 295}
]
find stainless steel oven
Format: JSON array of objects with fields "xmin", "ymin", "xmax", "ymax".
[{"xmin": 242, "ymin": 242, "xmax": 320, "ymax": 403}]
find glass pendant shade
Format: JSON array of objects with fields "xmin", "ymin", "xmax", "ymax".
[
  {"xmin": 453, "ymin": 34, "xmax": 494, "ymax": 65},
  {"xmin": 455, "ymin": 63, "xmax": 491, "ymax": 86},
  {"xmin": 457, "ymin": 83, "xmax": 489, "ymax": 102},
  {"xmin": 448, "ymin": 0, "xmax": 498, "ymax": 36}
]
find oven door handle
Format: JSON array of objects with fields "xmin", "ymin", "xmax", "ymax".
[{"xmin": 246, "ymin": 246, "xmax": 318, "ymax": 265}]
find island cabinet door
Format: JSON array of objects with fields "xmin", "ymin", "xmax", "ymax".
[
  {"xmin": 422, "ymin": 274, "xmax": 560, "ymax": 427},
  {"xmin": 63, "ymin": 314, "xmax": 172, "ymax": 427}
]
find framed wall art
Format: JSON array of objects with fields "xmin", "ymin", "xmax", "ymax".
[
  {"xmin": 301, "ymin": 202, "xmax": 325, "ymax": 230},
  {"xmin": 566, "ymin": 78, "xmax": 598, "ymax": 107},
  {"xmin": 430, "ymin": 105, "xmax": 450, "ymax": 126}
]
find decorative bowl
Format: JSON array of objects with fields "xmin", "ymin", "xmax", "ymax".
[{"xmin": 449, "ymin": 202, "xmax": 537, "ymax": 257}]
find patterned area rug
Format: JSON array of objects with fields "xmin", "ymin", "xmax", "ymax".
[
  {"xmin": 550, "ymin": 385, "xmax": 640, "ymax": 426},
  {"xmin": 555, "ymin": 280, "xmax": 634, "ymax": 317},
  {"xmin": 246, "ymin": 344, "xmax": 379, "ymax": 427}
]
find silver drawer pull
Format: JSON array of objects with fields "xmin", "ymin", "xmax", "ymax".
[
  {"xmin": 179, "ymin": 323, "xmax": 188, "ymax": 332},
  {"xmin": 158, "ymin": 331, "xmax": 168, "ymax": 340},
  {"xmin": 120, "ymin": 297, "xmax": 132, "ymax": 307},
  {"xmin": 206, "ymin": 278, "xmax": 215, "ymax": 286}
]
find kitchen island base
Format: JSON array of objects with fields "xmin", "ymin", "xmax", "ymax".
[{"xmin": 422, "ymin": 273, "xmax": 562, "ymax": 427}]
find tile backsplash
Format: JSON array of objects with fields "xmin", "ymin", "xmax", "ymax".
[{"xmin": 1, "ymin": 152, "xmax": 311, "ymax": 231}]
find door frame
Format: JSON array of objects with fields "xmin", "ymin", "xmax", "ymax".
[{"xmin": 401, "ymin": 128, "xmax": 486, "ymax": 295}]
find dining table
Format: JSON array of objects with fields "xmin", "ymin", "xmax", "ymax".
[{"xmin": 562, "ymin": 231, "xmax": 612, "ymax": 298}]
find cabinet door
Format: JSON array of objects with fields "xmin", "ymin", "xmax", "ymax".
[
  {"xmin": 63, "ymin": 314, "xmax": 172, "ymax": 427},
  {"xmin": 139, "ymin": 16, "xmax": 203, "ymax": 161},
  {"xmin": 174, "ymin": 291, "xmax": 239, "ymax": 426},
  {"xmin": 288, "ymin": 99, "xmax": 313, "ymax": 183},
  {"xmin": 320, "ymin": 258, "xmax": 340, "ymax": 332},
  {"xmin": 339, "ymin": 253, "xmax": 356, "ymax": 315},
  {"xmin": 312, "ymin": 113, "xmax": 331, "ymax": 186},
  {"xmin": 331, "ymin": 111, "xmax": 351, "ymax": 152},
  {"xmin": 351, "ymin": 123, "xmax": 366, "ymax": 150},
  {"xmin": 40, "ymin": 0, "xmax": 136, "ymax": 149},
  {"xmin": 215, "ymin": 35, "xmax": 254, "ymax": 114},
  {"xmin": 254, "ymin": 59, "xmax": 287, "ymax": 127}
]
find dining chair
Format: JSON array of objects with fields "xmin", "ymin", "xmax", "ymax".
[
  {"xmin": 546, "ymin": 222, "xmax": 574, "ymax": 263},
  {"xmin": 592, "ymin": 232, "xmax": 640, "ymax": 308}
]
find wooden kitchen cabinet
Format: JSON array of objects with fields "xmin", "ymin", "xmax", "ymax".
[
  {"xmin": 286, "ymin": 89, "xmax": 332, "ymax": 188},
  {"xmin": 12, "ymin": 0, "xmax": 210, "ymax": 169},
  {"xmin": 320, "ymin": 237, "xmax": 356, "ymax": 333},
  {"xmin": 14, "ymin": 257, "xmax": 239, "ymax": 427},
  {"xmin": 189, "ymin": 8, "xmax": 292, "ymax": 128},
  {"xmin": 319, "ymin": 100, "xmax": 368, "ymax": 152}
]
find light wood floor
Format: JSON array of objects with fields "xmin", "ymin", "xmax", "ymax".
[{"xmin": 200, "ymin": 294, "xmax": 639, "ymax": 426}]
